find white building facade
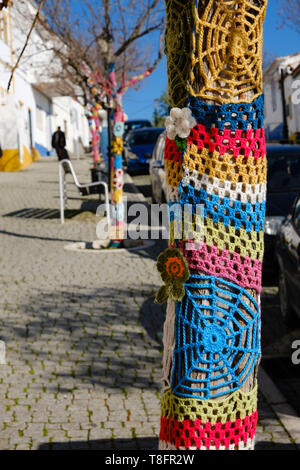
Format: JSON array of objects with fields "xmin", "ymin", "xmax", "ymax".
[
  {"xmin": 264, "ymin": 52, "xmax": 300, "ymax": 142},
  {"xmin": 0, "ymin": 2, "xmax": 90, "ymax": 171}
]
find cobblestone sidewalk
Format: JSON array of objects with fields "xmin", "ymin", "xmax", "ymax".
[{"xmin": 0, "ymin": 157, "xmax": 298, "ymax": 450}]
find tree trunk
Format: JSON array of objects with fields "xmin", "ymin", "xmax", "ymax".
[{"xmin": 158, "ymin": 0, "xmax": 267, "ymax": 451}]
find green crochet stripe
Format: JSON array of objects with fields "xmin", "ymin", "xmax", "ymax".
[
  {"xmin": 169, "ymin": 218, "xmax": 264, "ymax": 261},
  {"xmin": 161, "ymin": 385, "xmax": 258, "ymax": 425}
]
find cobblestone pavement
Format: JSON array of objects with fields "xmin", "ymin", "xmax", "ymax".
[{"xmin": 0, "ymin": 158, "xmax": 298, "ymax": 450}]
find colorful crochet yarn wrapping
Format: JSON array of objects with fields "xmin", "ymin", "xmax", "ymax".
[
  {"xmin": 110, "ymin": 112, "xmax": 125, "ymax": 242},
  {"xmin": 159, "ymin": 0, "xmax": 267, "ymax": 451},
  {"xmin": 160, "ymin": 385, "xmax": 258, "ymax": 450}
]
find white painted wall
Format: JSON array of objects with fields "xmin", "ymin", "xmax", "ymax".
[
  {"xmin": 0, "ymin": 1, "xmax": 90, "ymax": 159},
  {"xmin": 52, "ymin": 96, "xmax": 90, "ymax": 156},
  {"xmin": 264, "ymin": 53, "xmax": 300, "ymax": 140}
]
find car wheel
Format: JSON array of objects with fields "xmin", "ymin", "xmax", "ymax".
[{"xmin": 278, "ymin": 267, "xmax": 295, "ymax": 325}]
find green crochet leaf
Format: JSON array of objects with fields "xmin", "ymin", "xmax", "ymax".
[
  {"xmin": 155, "ymin": 285, "xmax": 170, "ymax": 304},
  {"xmin": 169, "ymin": 284, "xmax": 185, "ymax": 302}
]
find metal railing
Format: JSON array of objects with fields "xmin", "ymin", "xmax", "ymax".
[{"xmin": 58, "ymin": 159, "xmax": 110, "ymax": 227}]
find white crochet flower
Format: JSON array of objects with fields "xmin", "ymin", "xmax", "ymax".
[{"xmin": 165, "ymin": 107, "xmax": 196, "ymax": 140}]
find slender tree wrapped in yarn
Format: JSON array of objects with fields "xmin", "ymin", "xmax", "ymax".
[{"xmin": 157, "ymin": 0, "xmax": 267, "ymax": 451}]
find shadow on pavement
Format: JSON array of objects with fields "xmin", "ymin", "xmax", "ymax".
[
  {"xmin": 37, "ymin": 438, "xmax": 297, "ymax": 451},
  {"xmin": 38, "ymin": 437, "xmax": 158, "ymax": 450},
  {"xmin": 2, "ymin": 282, "xmax": 165, "ymax": 393},
  {"xmin": 255, "ymin": 441, "xmax": 297, "ymax": 450},
  {"xmin": 0, "ymin": 229, "xmax": 82, "ymax": 243}
]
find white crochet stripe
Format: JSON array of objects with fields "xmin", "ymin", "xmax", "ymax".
[
  {"xmin": 162, "ymin": 299, "xmax": 176, "ymax": 392},
  {"xmin": 182, "ymin": 167, "xmax": 266, "ymax": 204},
  {"xmin": 167, "ymin": 184, "xmax": 179, "ymax": 202},
  {"xmin": 159, "ymin": 437, "xmax": 255, "ymax": 451}
]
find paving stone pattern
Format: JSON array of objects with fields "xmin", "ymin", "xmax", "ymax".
[{"xmin": 0, "ymin": 157, "xmax": 297, "ymax": 450}]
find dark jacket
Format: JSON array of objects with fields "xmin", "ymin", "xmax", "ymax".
[{"xmin": 52, "ymin": 130, "xmax": 66, "ymax": 148}]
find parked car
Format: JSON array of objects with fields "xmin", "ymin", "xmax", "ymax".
[
  {"xmin": 264, "ymin": 145, "xmax": 300, "ymax": 274},
  {"xmin": 149, "ymin": 131, "xmax": 168, "ymax": 203},
  {"xmin": 276, "ymin": 193, "xmax": 300, "ymax": 323},
  {"xmin": 125, "ymin": 127, "xmax": 164, "ymax": 173},
  {"xmin": 124, "ymin": 119, "xmax": 152, "ymax": 139}
]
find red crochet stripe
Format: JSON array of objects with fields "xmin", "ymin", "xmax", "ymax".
[
  {"xmin": 164, "ymin": 137, "xmax": 183, "ymax": 163},
  {"xmin": 174, "ymin": 240, "xmax": 262, "ymax": 293},
  {"xmin": 159, "ymin": 411, "xmax": 257, "ymax": 450},
  {"xmin": 187, "ymin": 124, "xmax": 266, "ymax": 159}
]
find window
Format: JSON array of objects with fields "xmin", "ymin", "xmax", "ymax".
[
  {"xmin": 71, "ymin": 108, "xmax": 78, "ymax": 129},
  {"xmin": 129, "ymin": 129, "xmax": 163, "ymax": 146},
  {"xmin": 36, "ymin": 107, "xmax": 44, "ymax": 131},
  {"xmin": 64, "ymin": 119, "xmax": 68, "ymax": 137},
  {"xmin": 271, "ymin": 80, "xmax": 277, "ymax": 112},
  {"xmin": 267, "ymin": 149, "xmax": 300, "ymax": 193}
]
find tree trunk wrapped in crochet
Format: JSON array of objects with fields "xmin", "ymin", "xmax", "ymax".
[{"xmin": 157, "ymin": 0, "xmax": 267, "ymax": 451}]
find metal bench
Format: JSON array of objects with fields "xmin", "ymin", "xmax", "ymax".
[{"xmin": 58, "ymin": 159, "xmax": 110, "ymax": 226}]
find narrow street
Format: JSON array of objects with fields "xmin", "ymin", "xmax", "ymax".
[{"xmin": 1, "ymin": 158, "xmax": 294, "ymax": 450}]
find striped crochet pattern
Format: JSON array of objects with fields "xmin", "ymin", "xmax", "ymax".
[
  {"xmin": 160, "ymin": 386, "xmax": 258, "ymax": 450},
  {"xmin": 159, "ymin": 0, "xmax": 267, "ymax": 451}
]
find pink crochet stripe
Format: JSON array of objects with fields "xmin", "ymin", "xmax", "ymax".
[
  {"xmin": 159, "ymin": 410, "xmax": 258, "ymax": 450},
  {"xmin": 187, "ymin": 124, "xmax": 266, "ymax": 159},
  {"xmin": 170, "ymin": 241, "xmax": 262, "ymax": 293}
]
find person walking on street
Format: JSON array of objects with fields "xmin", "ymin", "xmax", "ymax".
[{"xmin": 52, "ymin": 126, "xmax": 69, "ymax": 161}]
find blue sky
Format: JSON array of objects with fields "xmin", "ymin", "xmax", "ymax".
[{"xmin": 123, "ymin": 1, "xmax": 300, "ymax": 122}]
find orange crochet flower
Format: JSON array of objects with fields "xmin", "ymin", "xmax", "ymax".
[
  {"xmin": 155, "ymin": 248, "xmax": 190, "ymax": 304},
  {"xmin": 165, "ymin": 256, "xmax": 185, "ymax": 279}
]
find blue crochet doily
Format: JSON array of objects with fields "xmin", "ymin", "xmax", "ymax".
[{"xmin": 171, "ymin": 275, "xmax": 260, "ymax": 400}]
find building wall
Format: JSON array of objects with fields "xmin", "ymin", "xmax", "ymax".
[
  {"xmin": 264, "ymin": 53, "xmax": 300, "ymax": 141},
  {"xmin": 264, "ymin": 78, "xmax": 284, "ymax": 140},
  {"xmin": 52, "ymin": 96, "xmax": 90, "ymax": 156},
  {"xmin": 0, "ymin": 2, "xmax": 90, "ymax": 171}
]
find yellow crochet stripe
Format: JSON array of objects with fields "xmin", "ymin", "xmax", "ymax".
[
  {"xmin": 189, "ymin": 1, "xmax": 267, "ymax": 104},
  {"xmin": 161, "ymin": 384, "xmax": 258, "ymax": 425},
  {"xmin": 165, "ymin": 158, "xmax": 183, "ymax": 188},
  {"xmin": 183, "ymin": 143, "xmax": 267, "ymax": 186},
  {"xmin": 170, "ymin": 217, "xmax": 264, "ymax": 261}
]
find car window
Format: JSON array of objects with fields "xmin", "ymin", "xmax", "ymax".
[
  {"xmin": 267, "ymin": 149, "xmax": 300, "ymax": 192},
  {"xmin": 153, "ymin": 134, "xmax": 165, "ymax": 161},
  {"xmin": 124, "ymin": 121, "xmax": 152, "ymax": 133},
  {"xmin": 293, "ymin": 196, "xmax": 300, "ymax": 234},
  {"xmin": 157, "ymin": 135, "xmax": 166, "ymax": 161},
  {"xmin": 129, "ymin": 129, "xmax": 163, "ymax": 146}
]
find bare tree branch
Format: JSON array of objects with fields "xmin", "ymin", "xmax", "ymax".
[
  {"xmin": 7, "ymin": 0, "xmax": 45, "ymax": 91},
  {"xmin": 31, "ymin": 0, "xmax": 165, "ymax": 104},
  {"xmin": 277, "ymin": 0, "xmax": 300, "ymax": 34}
]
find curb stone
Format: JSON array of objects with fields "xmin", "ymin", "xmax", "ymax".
[{"xmin": 259, "ymin": 367, "xmax": 300, "ymax": 449}]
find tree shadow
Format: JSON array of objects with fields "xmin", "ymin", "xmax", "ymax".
[
  {"xmin": 38, "ymin": 436, "xmax": 158, "ymax": 450},
  {"xmin": 37, "ymin": 437, "xmax": 297, "ymax": 451},
  {"xmin": 3, "ymin": 283, "xmax": 165, "ymax": 394}
]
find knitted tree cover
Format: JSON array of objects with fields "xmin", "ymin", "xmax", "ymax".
[{"xmin": 158, "ymin": 0, "xmax": 267, "ymax": 451}]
